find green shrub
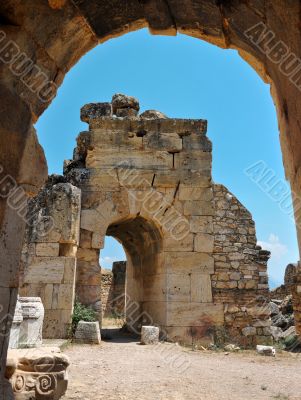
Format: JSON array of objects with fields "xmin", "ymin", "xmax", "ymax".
[{"xmin": 70, "ymin": 300, "xmax": 97, "ymax": 336}]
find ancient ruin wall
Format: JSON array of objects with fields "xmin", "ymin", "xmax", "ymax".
[
  {"xmin": 212, "ymin": 184, "xmax": 271, "ymax": 346},
  {"xmin": 19, "ymin": 178, "xmax": 81, "ymax": 338},
  {"xmin": 67, "ymin": 95, "xmax": 272, "ymax": 346},
  {"xmin": 3, "ymin": 1, "xmax": 301, "ymax": 389},
  {"xmin": 20, "ymin": 94, "xmax": 272, "ymax": 346},
  {"xmin": 271, "ymin": 263, "xmax": 299, "ymax": 300}
]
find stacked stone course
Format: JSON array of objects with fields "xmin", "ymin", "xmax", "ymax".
[{"xmin": 19, "ymin": 179, "xmax": 81, "ymax": 338}]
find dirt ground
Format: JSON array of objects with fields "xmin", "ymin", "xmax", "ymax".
[{"xmin": 62, "ymin": 332, "xmax": 301, "ymax": 400}]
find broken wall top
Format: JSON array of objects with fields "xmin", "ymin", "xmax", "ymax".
[{"xmin": 78, "ymin": 93, "xmax": 209, "ymax": 153}]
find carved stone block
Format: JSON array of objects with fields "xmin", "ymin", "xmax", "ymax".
[{"xmin": 7, "ymin": 348, "xmax": 69, "ymax": 400}]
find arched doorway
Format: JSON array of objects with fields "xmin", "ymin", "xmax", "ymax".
[{"xmin": 77, "ymin": 215, "xmax": 165, "ymax": 334}]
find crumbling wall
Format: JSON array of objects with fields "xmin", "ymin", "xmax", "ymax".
[
  {"xmin": 212, "ymin": 184, "xmax": 271, "ymax": 346},
  {"xmin": 19, "ymin": 94, "xmax": 273, "ymax": 346},
  {"xmin": 3, "ymin": 0, "xmax": 301, "ymax": 388},
  {"xmin": 271, "ymin": 263, "xmax": 298, "ymax": 301},
  {"xmin": 64, "ymin": 94, "xmax": 272, "ymax": 346},
  {"xmin": 19, "ymin": 177, "xmax": 81, "ymax": 338}
]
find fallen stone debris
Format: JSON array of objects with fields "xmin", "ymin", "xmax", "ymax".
[
  {"xmin": 256, "ymin": 345, "xmax": 276, "ymax": 357},
  {"xmin": 269, "ymin": 295, "xmax": 300, "ymax": 352},
  {"xmin": 141, "ymin": 326, "xmax": 160, "ymax": 345}
]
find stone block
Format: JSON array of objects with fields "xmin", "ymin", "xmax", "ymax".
[
  {"xmin": 77, "ymin": 261, "xmax": 102, "ymax": 286},
  {"xmin": 140, "ymin": 110, "xmax": 168, "ymax": 119},
  {"xmin": 85, "ymin": 169, "xmax": 121, "ymax": 190},
  {"xmin": 183, "ymin": 200, "xmax": 214, "ymax": 216},
  {"xmin": 115, "ymin": 107, "xmax": 138, "ymax": 118},
  {"xmin": 35, "ymin": 242, "xmax": 60, "ymax": 257},
  {"xmin": 86, "ymin": 149, "xmax": 173, "ymax": 170},
  {"xmin": 112, "ymin": 93, "xmax": 140, "ymax": 112},
  {"xmin": 242, "ymin": 326, "xmax": 257, "ymax": 336},
  {"xmin": 190, "ymin": 216, "xmax": 213, "ymax": 233},
  {"xmin": 75, "ymin": 321, "xmax": 101, "ymax": 344},
  {"xmin": 179, "ymin": 186, "xmax": 213, "ymax": 201},
  {"xmin": 77, "ymin": 247, "xmax": 99, "ymax": 262},
  {"xmin": 19, "ymin": 297, "xmax": 44, "ymax": 348},
  {"xmin": 143, "ymin": 275, "xmax": 166, "ymax": 302},
  {"xmin": 90, "ymin": 131, "xmax": 143, "ymax": 151},
  {"xmin": 167, "ymin": 302, "xmax": 224, "ymax": 327},
  {"xmin": 164, "ymin": 233, "xmax": 194, "ymax": 252},
  {"xmin": 215, "ymin": 281, "xmax": 237, "ymax": 289},
  {"xmin": 141, "ymin": 326, "xmax": 160, "ymax": 345},
  {"xmin": 165, "ymin": 252, "xmax": 214, "ymax": 274},
  {"xmin": 167, "ymin": 274, "xmax": 191, "ymax": 302},
  {"xmin": 143, "ymin": 132, "xmax": 182, "ymax": 152},
  {"xmin": 29, "ymin": 183, "xmax": 81, "ymax": 245},
  {"xmin": 76, "ymin": 284, "xmax": 101, "ymax": 305},
  {"xmin": 174, "ymin": 151, "xmax": 211, "ymax": 170},
  {"xmin": 81, "ymin": 102, "xmax": 112, "ymax": 122},
  {"xmin": 43, "ymin": 309, "xmax": 69, "ymax": 339},
  {"xmin": 58, "ymin": 284, "xmax": 75, "ymax": 310},
  {"xmin": 117, "ymin": 170, "xmax": 154, "ymax": 189},
  {"xmin": 44, "ymin": 284, "xmax": 54, "ymax": 309},
  {"xmin": 194, "ymin": 233, "xmax": 214, "ymax": 253},
  {"xmin": 23, "ymin": 257, "xmax": 65, "ymax": 284},
  {"xmin": 59, "ymin": 243, "xmax": 77, "ymax": 257},
  {"xmin": 80, "ymin": 209, "xmax": 105, "ymax": 233},
  {"xmin": 182, "ymin": 133, "xmax": 212, "ymax": 151},
  {"xmin": 63, "ymin": 258, "xmax": 77, "ymax": 284},
  {"xmin": 8, "ymin": 300, "xmax": 23, "ymax": 349},
  {"xmin": 191, "ymin": 273, "xmax": 213, "ymax": 302},
  {"xmin": 153, "ymin": 170, "xmax": 211, "ymax": 188},
  {"xmin": 245, "ymin": 280, "xmax": 257, "ymax": 289},
  {"xmin": 92, "ymin": 232, "xmax": 105, "ymax": 249},
  {"xmin": 8, "ymin": 347, "xmax": 69, "ymax": 399},
  {"xmin": 79, "ymin": 229, "xmax": 92, "ymax": 248},
  {"xmin": 142, "ymin": 301, "xmax": 167, "ymax": 326}
]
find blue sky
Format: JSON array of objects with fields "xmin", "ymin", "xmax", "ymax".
[{"xmin": 35, "ymin": 29, "xmax": 299, "ymax": 287}]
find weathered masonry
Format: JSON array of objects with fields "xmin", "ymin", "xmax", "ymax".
[
  {"xmin": 20, "ymin": 94, "xmax": 273, "ymax": 347},
  {"xmin": 101, "ymin": 262, "xmax": 126, "ymax": 318},
  {"xmin": 3, "ymin": 3, "xmax": 301, "ymax": 393}
]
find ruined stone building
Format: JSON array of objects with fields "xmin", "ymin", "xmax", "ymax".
[
  {"xmin": 19, "ymin": 94, "xmax": 274, "ymax": 347},
  {"xmin": 4, "ymin": 2, "xmax": 301, "ymax": 391}
]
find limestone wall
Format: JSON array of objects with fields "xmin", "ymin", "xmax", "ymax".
[
  {"xmin": 19, "ymin": 178, "xmax": 81, "ymax": 338},
  {"xmin": 63, "ymin": 94, "xmax": 272, "ymax": 346},
  {"xmin": 212, "ymin": 184, "xmax": 271, "ymax": 346},
  {"xmin": 19, "ymin": 95, "xmax": 273, "ymax": 346}
]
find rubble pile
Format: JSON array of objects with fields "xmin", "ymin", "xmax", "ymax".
[{"xmin": 269, "ymin": 295, "xmax": 300, "ymax": 351}]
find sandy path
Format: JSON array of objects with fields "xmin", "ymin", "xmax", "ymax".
[{"xmin": 62, "ymin": 335, "xmax": 301, "ymax": 400}]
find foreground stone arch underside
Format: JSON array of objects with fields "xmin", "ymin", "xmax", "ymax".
[{"xmin": 1, "ymin": 0, "xmax": 301, "ymax": 395}]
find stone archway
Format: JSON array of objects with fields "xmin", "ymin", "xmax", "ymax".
[
  {"xmin": 2, "ymin": 1, "xmax": 301, "ymax": 394},
  {"xmin": 77, "ymin": 214, "xmax": 165, "ymax": 334},
  {"xmin": 19, "ymin": 94, "xmax": 272, "ymax": 349}
]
